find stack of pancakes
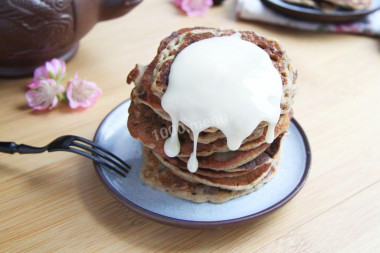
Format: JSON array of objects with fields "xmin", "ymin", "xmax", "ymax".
[{"xmin": 127, "ymin": 27, "xmax": 297, "ymax": 203}]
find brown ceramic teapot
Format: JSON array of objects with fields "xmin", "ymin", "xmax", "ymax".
[{"xmin": 0, "ymin": 0, "xmax": 142, "ymax": 77}]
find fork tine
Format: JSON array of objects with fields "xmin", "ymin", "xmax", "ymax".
[
  {"xmin": 68, "ymin": 147, "xmax": 128, "ymax": 177},
  {"xmin": 65, "ymin": 137, "xmax": 130, "ymax": 177},
  {"xmin": 70, "ymin": 141, "xmax": 130, "ymax": 174},
  {"xmin": 73, "ymin": 136, "xmax": 131, "ymax": 170}
]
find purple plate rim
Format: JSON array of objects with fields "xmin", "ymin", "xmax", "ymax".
[{"xmin": 93, "ymin": 100, "xmax": 312, "ymax": 229}]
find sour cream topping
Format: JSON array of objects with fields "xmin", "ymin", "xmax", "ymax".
[{"xmin": 161, "ymin": 34, "xmax": 282, "ymax": 173}]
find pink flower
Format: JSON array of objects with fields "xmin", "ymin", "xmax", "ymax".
[
  {"xmin": 174, "ymin": 0, "xmax": 182, "ymax": 7},
  {"xmin": 26, "ymin": 58, "xmax": 100, "ymax": 111},
  {"xmin": 174, "ymin": 0, "xmax": 213, "ymax": 16},
  {"xmin": 34, "ymin": 58, "xmax": 66, "ymax": 82},
  {"xmin": 66, "ymin": 74, "xmax": 102, "ymax": 109},
  {"xmin": 25, "ymin": 79, "xmax": 65, "ymax": 110}
]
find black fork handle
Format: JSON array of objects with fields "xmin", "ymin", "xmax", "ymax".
[{"xmin": 0, "ymin": 142, "xmax": 46, "ymax": 154}]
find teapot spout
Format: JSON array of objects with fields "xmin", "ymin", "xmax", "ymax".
[
  {"xmin": 74, "ymin": 0, "xmax": 142, "ymax": 41},
  {"xmin": 98, "ymin": 0, "xmax": 143, "ymax": 21}
]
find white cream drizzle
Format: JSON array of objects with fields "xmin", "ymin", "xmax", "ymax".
[{"xmin": 161, "ymin": 33, "xmax": 282, "ymax": 173}]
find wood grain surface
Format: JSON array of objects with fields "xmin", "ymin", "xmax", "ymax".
[{"xmin": 1, "ymin": 1, "xmax": 379, "ymax": 252}]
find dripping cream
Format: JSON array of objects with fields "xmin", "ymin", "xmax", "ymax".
[{"xmin": 161, "ymin": 34, "xmax": 282, "ymax": 173}]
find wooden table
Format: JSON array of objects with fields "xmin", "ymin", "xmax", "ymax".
[{"xmin": 1, "ymin": 1, "xmax": 379, "ymax": 252}]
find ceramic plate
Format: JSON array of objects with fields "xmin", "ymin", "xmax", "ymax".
[
  {"xmin": 93, "ymin": 100, "xmax": 311, "ymax": 228},
  {"xmin": 261, "ymin": 0, "xmax": 380, "ymax": 22}
]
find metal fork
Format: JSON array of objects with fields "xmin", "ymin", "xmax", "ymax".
[{"xmin": 0, "ymin": 135, "xmax": 130, "ymax": 177}]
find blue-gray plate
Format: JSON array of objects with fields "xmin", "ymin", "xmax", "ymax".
[{"xmin": 93, "ymin": 100, "xmax": 311, "ymax": 229}]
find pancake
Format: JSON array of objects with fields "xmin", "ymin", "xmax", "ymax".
[
  {"xmin": 140, "ymin": 146, "xmax": 277, "ymax": 203},
  {"xmin": 153, "ymin": 135, "xmax": 283, "ymax": 191},
  {"xmin": 152, "ymin": 137, "xmax": 282, "ymax": 190},
  {"xmin": 127, "ymin": 100, "xmax": 290, "ymax": 158},
  {"xmin": 177, "ymin": 133, "xmax": 284, "ymax": 171},
  {"xmin": 163, "ymin": 151, "xmax": 271, "ymax": 178},
  {"xmin": 178, "ymin": 143, "xmax": 268, "ymax": 170},
  {"xmin": 131, "ymin": 84, "xmax": 269, "ymax": 136},
  {"xmin": 132, "ymin": 84, "xmax": 293, "ymax": 145},
  {"xmin": 132, "ymin": 88, "xmax": 267, "ymax": 143},
  {"xmin": 155, "ymin": 151, "xmax": 275, "ymax": 191},
  {"xmin": 161, "ymin": 131, "xmax": 283, "ymax": 177},
  {"xmin": 127, "ymin": 27, "xmax": 298, "ymax": 118}
]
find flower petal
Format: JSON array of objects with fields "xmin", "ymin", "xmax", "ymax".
[
  {"xmin": 66, "ymin": 76, "xmax": 102, "ymax": 109},
  {"xmin": 45, "ymin": 58, "xmax": 66, "ymax": 81},
  {"xmin": 173, "ymin": 0, "xmax": 183, "ymax": 7},
  {"xmin": 33, "ymin": 66, "xmax": 48, "ymax": 81},
  {"xmin": 25, "ymin": 78, "xmax": 64, "ymax": 110},
  {"xmin": 180, "ymin": 0, "xmax": 212, "ymax": 16}
]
